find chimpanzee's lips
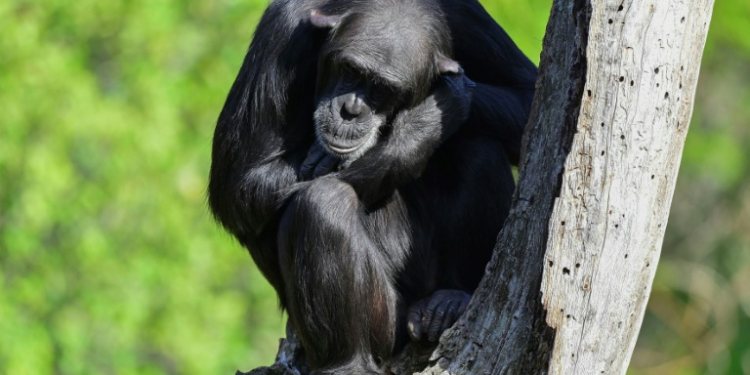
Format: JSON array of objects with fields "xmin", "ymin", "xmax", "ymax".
[{"xmin": 326, "ymin": 131, "xmax": 374, "ymax": 155}]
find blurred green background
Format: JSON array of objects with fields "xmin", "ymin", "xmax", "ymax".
[{"xmin": 0, "ymin": 0, "xmax": 747, "ymax": 374}]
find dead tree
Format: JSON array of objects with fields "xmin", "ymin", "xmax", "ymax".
[{"xmin": 238, "ymin": 0, "xmax": 715, "ymax": 374}]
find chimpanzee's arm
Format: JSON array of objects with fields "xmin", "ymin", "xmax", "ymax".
[
  {"xmin": 336, "ymin": 74, "xmax": 474, "ymax": 207},
  {"xmin": 209, "ymin": 3, "xmax": 326, "ymax": 239},
  {"xmin": 464, "ymin": 83, "xmax": 536, "ymax": 166},
  {"xmin": 208, "ymin": 1, "xmax": 337, "ymax": 303}
]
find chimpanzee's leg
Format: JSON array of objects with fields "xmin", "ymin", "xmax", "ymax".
[
  {"xmin": 406, "ymin": 136, "xmax": 516, "ymax": 343},
  {"xmin": 278, "ymin": 177, "xmax": 410, "ymax": 374}
]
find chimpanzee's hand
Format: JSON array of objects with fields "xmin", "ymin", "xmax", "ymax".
[
  {"xmin": 428, "ymin": 70, "xmax": 476, "ymax": 139},
  {"xmin": 300, "ymin": 141, "xmax": 343, "ymax": 180},
  {"xmin": 441, "ymin": 67, "xmax": 476, "ymax": 101},
  {"xmin": 407, "ymin": 289, "xmax": 471, "ymax": 343}
]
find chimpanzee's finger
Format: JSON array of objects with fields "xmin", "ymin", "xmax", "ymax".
[
  {"xmin": 407, "ymin": 300, "xmax": 426, "ymax": 342},
  {"xmin": 440, "ymin": 300, "xmax": 461, "ymax": 336},
  {"xmin": 421, "ymin": 293, "xmax": 445, "ymax": 334},
  {"xmin": 313, "ymin": 155, "xmax": 340, "ymax": 178},
  {"xmin": 457, "ymin": 294, "xmax": 470, "ymax": 315},
  {"xmin": 427, "ymin": 298, "xmax": 452, "ymax": 342},
  {"xmin": 300, "ymin": 145, "xmax": 327, "ymax": 180}
]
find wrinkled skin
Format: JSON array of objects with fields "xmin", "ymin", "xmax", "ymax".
[{"xmin": 407, "ymin": 289, "xmax": 471, "ymax": 343}]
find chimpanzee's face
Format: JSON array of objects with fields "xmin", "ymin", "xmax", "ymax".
[
  {"xmin": 313, "ymin": 60, "xmax": 401, "ymax": 159},
  {"xmin": 310, "ymin": 5, "xmax": 458, "ymax": 160}
]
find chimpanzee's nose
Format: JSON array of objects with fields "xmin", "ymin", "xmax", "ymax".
[{"xmin": 343, "ymin": 94, "xmax": 364, "ymax": 117}]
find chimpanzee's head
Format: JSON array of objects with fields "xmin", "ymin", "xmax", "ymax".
[{"xmin": 309, "ymin": 0, "xmax": 462, "ymax": 159}]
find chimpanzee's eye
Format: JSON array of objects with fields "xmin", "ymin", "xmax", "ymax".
[
  {"xmin": 370, "ymin": 83, "xmax": 390, "ymax": 103},
  {"xmin": 341, "ymin": 65, "xmax": 358, "ymax": 88}
]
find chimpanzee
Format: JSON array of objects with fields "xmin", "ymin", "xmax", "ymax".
[{"xmin": 208, "ymin": 0, "xmax": 537, "ymax": 374}]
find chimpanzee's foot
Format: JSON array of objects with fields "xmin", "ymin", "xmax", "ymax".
[{"xmin": 407, "ymin": 289, "xmax": 471, "ymax": 343}]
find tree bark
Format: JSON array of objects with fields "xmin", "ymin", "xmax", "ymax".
[
  {"xmin": 539, "ymin": 1, "xmax": 715, "ymax": 373},
  {"xmin": 237, "ymin": 0, "xmax": 715, "ymax": 374}
]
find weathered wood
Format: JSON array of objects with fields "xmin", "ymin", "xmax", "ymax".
[
  {"xmin": 234, "ymin": 0, "xmax": 715, "ymax": 373},
  {"xmin": 540, "ymin": 0, "xmax": 715, "ymax": 374},
  {"xmin": 238, "ymin": 326, "xmax": 307, "ymax": 375}
]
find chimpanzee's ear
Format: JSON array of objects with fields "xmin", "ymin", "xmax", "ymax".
[
  {"xmin": 436, "ymin": 57, "xmax": 463, "ymax": 75},
  {"xmin": 309, "ymin": 9, "xmax": 344, "ymax": 29}
]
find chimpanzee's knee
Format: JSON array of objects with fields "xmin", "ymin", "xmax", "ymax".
[
  {"xmin": 276, "ymin": 177, "xmax": 398, "ymax": 372},
  {"xmin": 283, "ymin": 177, "xmax": 359, "ymax": 230}
]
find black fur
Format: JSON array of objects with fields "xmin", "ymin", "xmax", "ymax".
[{"xmin": 208, "ymin": 0, "xmax": 537, "ymax": 374}]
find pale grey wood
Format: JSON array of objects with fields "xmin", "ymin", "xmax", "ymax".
[
  {"xmin": 235, "ymin": 0, "xmax": 715, "ymax": 374},
  {"xmin": 540, "ymin": 1, "xmax": 715, "ymax": 374}
]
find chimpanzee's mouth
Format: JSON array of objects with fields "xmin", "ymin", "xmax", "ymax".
[
  {"xmin": 325, "ymin": 130, "xmax": 376, "ymax": 156},
  {"xmin": 327, "ymin": 139, "xmax": 367, "ymax": 154}
]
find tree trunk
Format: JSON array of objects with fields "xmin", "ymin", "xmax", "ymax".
[
  {"xmin": 238, "ymin": 0, "xmax": 715, "ymax": 374},
  {"xmin": 538, "ymin": 0, "xmax": 715, "ymax": 373}
]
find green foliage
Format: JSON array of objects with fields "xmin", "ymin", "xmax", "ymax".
[
  {"xmin": 0, "ymin": 1, "xmax": 280, "ymax": 374},
  {"xmin": 0, "ymin": 1, "xmax": 747, "ymax": 374}
]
